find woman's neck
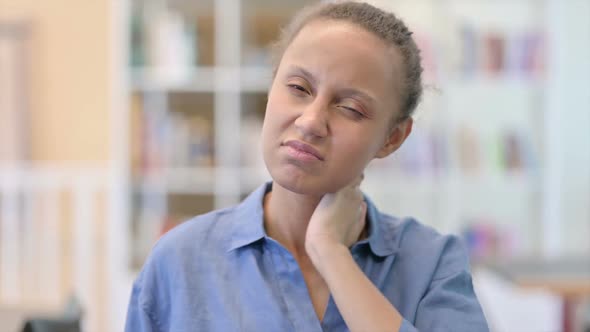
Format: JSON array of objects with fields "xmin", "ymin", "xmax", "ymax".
[{"xmin": 263, "ymin": 182, "xmax": 323, "ymax": 257}]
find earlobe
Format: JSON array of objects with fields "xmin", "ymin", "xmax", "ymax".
[{"xmin": 374, "ymin": 118, "xmax": 413, "ymax": 159}]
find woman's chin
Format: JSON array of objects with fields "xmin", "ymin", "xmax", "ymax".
[{"xmin": 269, "ymin": 168, "xmax": 345, "ymax": 196}]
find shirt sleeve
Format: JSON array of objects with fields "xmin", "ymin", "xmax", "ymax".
[{"xmin": 400, "ymin": 236, "xmax": 490, "ymax": 332}]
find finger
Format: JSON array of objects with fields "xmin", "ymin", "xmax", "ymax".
[
  {"xmin": 359, "ymin": 201, "xmax": 367, "ymax": 222},
  {"xmin": 355, "ymin": 201, "xmax": 368, "ymax": 238}
]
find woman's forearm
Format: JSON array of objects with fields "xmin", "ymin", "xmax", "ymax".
[{"xmin": 307, "ymin": 240, "xmax": 403, "ymax": 332}]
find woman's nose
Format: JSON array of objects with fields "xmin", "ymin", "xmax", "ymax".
[{"xmin": 294, "ymin": 99, "xmax": 329, "ymax": 139}]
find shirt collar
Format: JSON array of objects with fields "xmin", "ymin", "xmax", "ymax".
[
  {"xmin": 362, "ymin": 193, "xmax": 399, "ymax": 257},
  {"xmin": 227, "ymin": 182, "xmax": 399, "ymax": 257},
  {"xmin": 226, "ymin": 182, "xmax": 270, "ymax": 252}
]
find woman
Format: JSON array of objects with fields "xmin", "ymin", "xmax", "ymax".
[{"xmin": 125, "ymin": 2, "xmax": 489, "ymax": 331}]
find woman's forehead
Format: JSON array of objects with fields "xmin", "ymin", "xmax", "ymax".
[
  {"xmin": 280, "ymin": 20, "xmax": 402, "ymax": 105},
  {"xmin": 289, "ymin": 19, "xmax": 391, "ymax": 58}
]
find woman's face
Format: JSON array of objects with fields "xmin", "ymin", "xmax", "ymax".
[{"xmin": 262, "ymin": 19, "xmax": 408, "ymax": 195}]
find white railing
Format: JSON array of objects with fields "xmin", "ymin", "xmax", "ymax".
[{"xmin": 0, "ymin": 165, "xmax": 111, "ymax": 332}]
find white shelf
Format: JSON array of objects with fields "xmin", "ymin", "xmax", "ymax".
[
  {"xmin": 364, "ymin": 169, "xmax": 541, "ymax": 194},
  {"xmin": 240, "ymin": 66, "xmax": 273, "ymax": 93},
  {"xmin": 131, "ymin": 66, "xmax": 272, "ymax": 93},
  {"xmin": 444, "ymin": 76, "xmax": 544, "ymax": 91},
  {"xmin": 136, "ymin": 167, "xmax": 215, "ymax": 194},
  {"xmin": 447, "ymin": 172, "xmax": 541, "ymax": 194},
  {"xmin": 135, "ymin": 166, "xmax": 540, "ymax": 196},
  {"xmin": 131, "ymin": 67, "xmax": 215, "ymax": 92},
  {"xmin": 136, "ymin": 166, "xmax": 270, "ymax": 195}
]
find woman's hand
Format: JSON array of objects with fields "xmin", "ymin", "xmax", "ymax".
[
  {"xmin": 305, "ymin": 174, "xmax": 367, "ymax": 259},
  {"xmin": 303, "ymin": 174, "xmax": 404, "ymax": 332}
]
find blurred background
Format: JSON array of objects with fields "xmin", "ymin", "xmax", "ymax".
[{"xmin": 0, "ymin": 0, "xmax": 589, "ymax": 331}]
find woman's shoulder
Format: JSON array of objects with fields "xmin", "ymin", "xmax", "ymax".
[
  {"xmin": 146, "ymin": 206, "xmax": 238, "ymax": 263},
  {"xmin": 378, "ymin": 212, "xmax": 469, "ymax": 267},
  {"xmin": 381, "ymin": 214, "xmax": 451, "ymax": 243},
  {"xmin": 143, "ymin": 184, "xmax": 269, "ymax": 269}
]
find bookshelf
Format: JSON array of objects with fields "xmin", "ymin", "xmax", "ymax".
[
  {"xmin": 367, "ymin": 0, "xmax": 547, "ymax": 261},
  {"xmin": 124, "ymin": 0, "xmax": 553, "ymax": 268}
]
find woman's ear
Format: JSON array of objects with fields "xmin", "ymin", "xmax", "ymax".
[{"xmin": 374, "ymin": 117, "xmax": 413, "ymax": 159}]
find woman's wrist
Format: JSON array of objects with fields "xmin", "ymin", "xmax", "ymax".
[{"xmin": 305, "ymin": 237, "xmax": 351, "ymax": 276}]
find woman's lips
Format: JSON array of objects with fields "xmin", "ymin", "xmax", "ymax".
[{"xmin": 283, "ymin": 140, "xmax": 324, "ymax": 161}]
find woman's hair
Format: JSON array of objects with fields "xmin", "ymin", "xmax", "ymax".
[{"xmin": 270, "ymin": 1, "xmax": 423, "ymax": 121}]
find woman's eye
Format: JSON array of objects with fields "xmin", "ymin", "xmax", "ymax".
[
  {"xmin": 287, "ymin": 84, "xmax": 308, "ymax": 94},
  {"xmin": 339, "ymin": 105, "xmax": 364, "ymax": 118}
]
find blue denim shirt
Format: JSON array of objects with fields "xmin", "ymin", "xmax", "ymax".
[{"xmin": 126, "ymin": 182, "xmax": 489, "ymax": 331}]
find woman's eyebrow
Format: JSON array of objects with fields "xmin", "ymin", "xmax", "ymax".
[
  {"xmin": 339, "ymin": 88, "xmax": 377, "ymax": 109},
  {"xmin": 287, "ymin": 65, "xmax": 318, "ymax": 86}
]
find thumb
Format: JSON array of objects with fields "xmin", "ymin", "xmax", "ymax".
[{"xmin": 354, "ymin": 201, "xmax": 368, "ymax": 242}]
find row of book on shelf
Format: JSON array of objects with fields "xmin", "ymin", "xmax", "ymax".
[
  {"xmin": 137, "ymin": 106, "xmax": 539, "ymax": 177},
  {"xmin": 416, "ymin": 24, "xmax": 544, "ymax": 81},
  {"xmin": 129, "ymin": 4, "xmax": 545, "ymax": 82},
  {"xmin": 456, "ymin": 24, "xmax": 544, "ymax": 79},
  {"xmin": 373, "ymin": 124, "xmax": 539, "ymax": 176},
  {"xmin": 461, "ymin": 218, "xmax": 524, "ymax": 261},
  {"xmin": 139, "ymin": 109, "xmax": 214, "ymax": 173}
]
